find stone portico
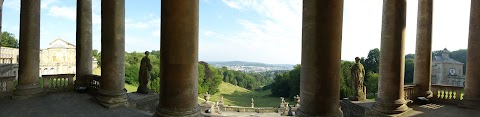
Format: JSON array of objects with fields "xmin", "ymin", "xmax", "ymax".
[{"xmin": 1, "ymin": 0, "xmax": 480, "ymax": 117}]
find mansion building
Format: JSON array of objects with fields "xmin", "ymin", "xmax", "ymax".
[
  {"xmin": 0, "ymin": 39, "xmax": 97, "ymax": 76},
  {"xmin": 431, "ymin": 48, "xmax": 466, "ymax": 87}
]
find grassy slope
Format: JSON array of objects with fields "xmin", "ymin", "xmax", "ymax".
[
  {"xmin": 201, "ymin": 82, "xmax": 295, "ymax": 107},
  {"xmin": 92, "ymin": 67, "xmax": 137, "ymax": 93}
]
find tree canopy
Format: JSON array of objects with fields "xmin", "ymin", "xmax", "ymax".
[{"xmin": 1, "ymin": 31, "xmax": 19, "ymax": 48}]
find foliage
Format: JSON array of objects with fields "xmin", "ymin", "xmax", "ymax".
[
  {"xmin": 1, "ymin": 31, "xmax": 19, "ymax": 48},
  {"xmin": 148, "ymin": 77, "xmax": 160, "ymax": 93},
  {"xmin": 364, "ymin": 48, "xmax": 380, "ymax": 73},
  {"xmin": 198, "ymin": 61, "xmax": 222, "ymax": 95},
  {"xmin": 365, "ymin": 71, "xmax": 379, "ymax": 94},
  {"xmin": 449, "ymin": 49, "xmax": 467, "ymax": 75},
  {"xmin": 340, "ymin": 61, "xmax": 355, "ymax": 98},
  {"xmin": 219, "ymin": 67, "xmax": 273, "ymax": 90},
  {"xmin": 404, "ymin": 58, "xmax": 415, "ymax": 84}
]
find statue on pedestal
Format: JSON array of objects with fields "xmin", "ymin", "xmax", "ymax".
[
  {"xmin": 251, "ymin": 97, "xmax": 254, "ymax": 108},
  {"xmin": 350, "ymin": 57, "xmax": 366, "ymax": 101},
  {"xmin": 137, "ymin": 51, "xmax": 152, "ymax": 94},
  {"xmin": 294, "ymin": 95, "xmax": 300, "ymax": 107}
]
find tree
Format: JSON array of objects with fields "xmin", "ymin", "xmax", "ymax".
[
  {"xmin": 404, "ymin": 58, "xmax": 415, "ymax": 84},
  {"xmin": 1, "ymin": 31, "xmax": 19, "ymax": 48},
  {"xmin": 364, "ymin": 48, "xmax": 380, "ymax": 73},
  {"xmin": 449, "ymin": 49, "xmax": 467, "ymax": 75}
]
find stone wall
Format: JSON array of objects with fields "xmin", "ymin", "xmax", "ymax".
[{"xmin": 0, "ymin": 64, "xmax": 18, "ymax": 79}]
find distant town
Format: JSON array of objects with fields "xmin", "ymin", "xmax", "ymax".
[{"xmin": 208, "ymin": 61, "xmax": 294, "ymax": 73}]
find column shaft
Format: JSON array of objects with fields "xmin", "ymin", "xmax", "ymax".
[
  {"xmin": 413, "ymin": 0, "xmax": 433, "ymax": 98},
  {"xmin": 95, "ymin": 0, "xmax": 127, "ymax": 108},
  {"xmin": 155, "ymin": 0, "xmax": 200, "ymax": 116},
  {"xmin": 461, "ymin": 0, "xmax": 480, "ymax": 110},
  {"xmin": 295, "ymin": 0, "xmax": 343, "ymax": 116},
  {"xmin": 13, "ymin": 0, "xmax": 44, "ymax": 99},
  {"xmin": 75, "ymin": 0, "xmax": 93, "ymax": 89},
  {"xmin": 373, "ymin": 0, "xmax": 409, "ymax": 114}
]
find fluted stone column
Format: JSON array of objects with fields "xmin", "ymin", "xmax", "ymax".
[
  {"xmin": 461, "ymin": 0, "xmax": 480, "ymax": 110},
  {"xmin": 95, "ymin": 0, "xmax": 127, "ymax": 108},
  {"xmin": 373, "ymin": 0, "xmax": 410, "ymax": 114},
  {"xmin": 413, "ymin": 0, "xmax": 433, "ymax": 99},
  {"xmin": 154, "ymin": 0, "xmax": 200, "ymax": 116},
  {"xmin": 74, "ymin": 0, "xmax": 92, "ymax": 90},
  {"xmin": 295, "ymin": 0, "xmax": 343, "ymax": 117},
  {"xmin": 13, "ymin": 0, "xmax": 44, "ymax": 99}
]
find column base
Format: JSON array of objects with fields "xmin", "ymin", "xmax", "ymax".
[
  {"xmin": 459, "ymin": 97, "xmax": 480, "ymax": 110},
  {"xmin": 372, "ymin": 98, "xmax": 410, "ymax": 114},
  {"xmin": 295, "ymin": 107, "xmax": 343, "ymax": 117},
  {"xmin": 94, "ymin": 90, "xmax": 128, "ymax": 108},
  {"xmin": 13, "ymin": 83, "xmax": 45, "ymax": 100},
  {"xmin": 154, "ymin": 105, "xmax": 201, "ymax": 117}
]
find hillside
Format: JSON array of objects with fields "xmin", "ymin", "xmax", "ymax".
[{"xmin": 199, "ymin": 82, "xmax": 294, "ymax": 107}]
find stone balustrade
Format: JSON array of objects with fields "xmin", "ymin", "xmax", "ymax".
[
  {"xmin": 431, "ymin": 84, "xmax": 464, "ymax": 104},
  {"xmin": 403, "ymin": 84, "xmax": 464, "ymax": 105},
  {"xmin": 404, "ymin": 85, "xmax": 415, "ymax": 102},
  {"xmin": 0, "ymin": 58, "xmax": 14, "ymax": 64},
  {"xmin": 86, "ymin": 74, "xmax": 101, "ymax": 94},
  {"xmin": 42, "ymin": 74, "xmax": 75, "ymax": 93},
  {"xmin": 0, "ymin": 76, "xmax": 16, "ymax": 98}
]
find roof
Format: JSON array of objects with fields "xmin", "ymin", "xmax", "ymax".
[
  {"xmin": 433, "ymin": 48, "xmax": 463, "ymax": 64},
  {"xmin": 47, "ymin": 38, "xmax": 76, "ymax": 49}
]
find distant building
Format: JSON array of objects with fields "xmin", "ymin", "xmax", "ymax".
[
  {"xmin": 431, "ymin": 48, "xmax": 465, "ymax": 87},
  {"xmin": 0, "ymin": 38, "xmax": 98, "ymax": 77}
]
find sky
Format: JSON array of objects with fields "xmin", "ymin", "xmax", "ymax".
[{"xmin": 1, "ymin": 0, "xmax": 471, "ymax": 64}]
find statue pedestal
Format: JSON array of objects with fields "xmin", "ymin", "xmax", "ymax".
[{"xmin": 340, "ymin": 98, "xmax": 412, "ymax": 117}]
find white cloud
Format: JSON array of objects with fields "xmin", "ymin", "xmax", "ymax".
[
  {"xmin": 152, "ymin": 29, "xmax": 160, "ymax": 37},
  {"xmin": 41, "ymin": 0, "xmax": 58, "ymax": 9},
  {"xmin": 48, "ymin": 6, "xmax": 76, "ymax": 21},
  {"xmin": 204, "ymin": 0, "xmax": 302, "ymax": 64},
  {"xmin": 4, "ymin": 0, "xmax": 20, "ymax": 11}
]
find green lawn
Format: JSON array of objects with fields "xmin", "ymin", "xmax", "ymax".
[{"xmin": 199, "ymin": 82, "xmax": 295, "ymax": 107}]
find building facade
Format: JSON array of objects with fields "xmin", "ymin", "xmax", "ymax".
[
  {"xmin": 0, "ymin": 39, "xmax": 97, "ymax": 76},
  {"xmin": 431, "ymin": 48, "xmax": 466, "ymax": 87}
]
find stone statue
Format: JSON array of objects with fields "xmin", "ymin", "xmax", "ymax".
[
  {"xmin": 294, "ymin": 95, "xmax": 300, "ymax": 107},
  {"xmin": 137, "ymin": 51, "xmax": 152, "ymax": 94},
  {"xmin": 251, "ymin": 98, "xmax": 254, "ymax": 108},
  {"xmin": 350, "ymin": 57, "xmax": 366, "ymax": 101},
  {"xmin": 218, "ymin": 96, "xmax": 224, "ymax": 106}
]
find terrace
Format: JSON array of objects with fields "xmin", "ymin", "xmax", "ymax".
[{"xmin": 1, "ymin": 0, "xmax": 480, "ymax": 117}]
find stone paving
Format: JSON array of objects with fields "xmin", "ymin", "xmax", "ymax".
[{"xmin": 0, "ymin": 92, "xmax": 152, "ymax": 117}]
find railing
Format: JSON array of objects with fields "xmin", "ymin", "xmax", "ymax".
[
  {"xmin": 0, "ymin": 76, "xmax": 15, "ymax": 98},
  {"xmin": 403, "ymin": 84, "xmax": 464, "ymax": 105},
  {"xmin": 42, "ymin": 74, "xmax": 75, "ymax": 93},
  {"xmin": 0, "ymin": 58, "xmax": 13, "ymax": 64},
  {"xmin": 404, "ymin": 85, "xmax": 415, "ymax": 101},
  {"xmin": 86, "ymin": 74, "xmax": 101, "ymax": 94},
  {"xmin": 431, "ymin": 84, "xmax": 464, "ymax": 104}
]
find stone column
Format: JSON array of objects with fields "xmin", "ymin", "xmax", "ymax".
[
  {"xmin": 373, "ymin": 0, "xmax": 410, "ymax": 114},
  {"xmin": 13, "ymin": 0, "xmax": 44, "ymax": 99},
  {"xmin": 74, "ymin": 0, "xmax": 92, "ymax": 90},
  {"xmin": 154, "ymin": 0, "xmax": 200, "ymax": 116},
  {"xmin": 95, "ymin": 0, "xmax": 127, "ymax": 108},
  {"xmin": 461, "ymin": 0, "xmax": 480, "ymax": 110},
  {"xmin": 295, "ymin": 0, "xmax": 343, "ymax": 117},
  {"xmin": 413, "ymin": 0, "xmax": 433, "ymax": 99}
]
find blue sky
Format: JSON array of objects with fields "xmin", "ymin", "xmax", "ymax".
[{"xmin": 2, "ymin": 0, "xmax": 471, "ymax": 64}]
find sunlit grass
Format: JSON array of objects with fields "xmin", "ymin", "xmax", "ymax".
[{"xmin": 199, "ymin": 82, "xmax": 295, "ymax": 107}]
